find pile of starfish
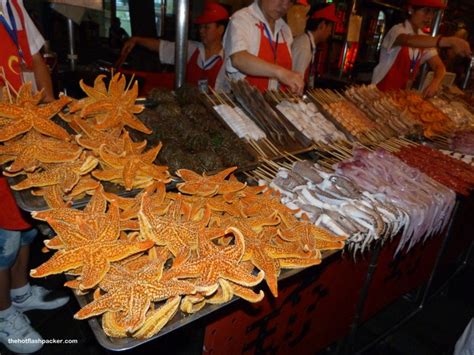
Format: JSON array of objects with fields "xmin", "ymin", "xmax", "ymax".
[
  {"xmin": 28, "ymin": 167, "xmax": 345, "ymax": 339},
  {"xmin": 0, "ymin": 75, "xmax": 346, "ymax": 339},
  {"xmin": 0, "ymin": 74, "xmax": 170, "ymax": 208}
]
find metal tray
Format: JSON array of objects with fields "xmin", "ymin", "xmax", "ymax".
[{"xmin": 71, "ymin": 250, "xmax": 338, "ymax": 351}]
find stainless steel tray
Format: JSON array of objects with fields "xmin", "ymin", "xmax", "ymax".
[{"xmin": 71, "ymin": 250, "xmax": 338, "ymax": 351}]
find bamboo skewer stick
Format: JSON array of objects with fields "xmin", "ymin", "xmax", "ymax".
[
  {"xmin": 283, "ymin": 150, "xmax": 302, "ymax": 162},
  {"xmin": 0, "ymin": 66, "xmax": 18, "ymax": 100},
  {"xmin": 125, "ymin": 73, "xmax": 135, "ymax": 93},
  {"xmin": 203, "ymin": 91, "xmax": 217, "ymax": 106},
  {"xmin": 255, "ymin": 167, "xmax": 274, "ymax": 180}
]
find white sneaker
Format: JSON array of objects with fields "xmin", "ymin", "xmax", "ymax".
[
  {"xmin": 13, "ymin": 285, "xmax": 70, "ymax": 312},
  {"xmin": 0, "ymin": 309, "xmax": 43, "ymax": 353}
]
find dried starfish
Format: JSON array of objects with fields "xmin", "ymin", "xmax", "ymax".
[
  {"xmin": 64, "ymin": 175, "xmax": 101, "ymax": 200},
  {"xmin": 277, "ymin": 218, "xmax": 346, "ymax": 253},
  {"xmin": 242, "ymin": 189, "xmax": 300, "ymax": 227},
  {"xmin": 3, "ymin": 82, "xmax": 43, "ymax": 106},
  {"xmin": 11, "ymin": 155, "xmax": 98, "ymax": 192},
  {"xmin": 176, "ymin": 167, "xmax": 246, "ymax": 197},
  {"xmin": 0, "ymin": 91, "xmax": 71, "ymax": 141},
  {"xmin": 222, "ymin": 182, "xmax": 266, "ymax": 204},
  {"xmin": 132, "ymin": 296, "xmax": 181, "ymax": 339},
  {"xmin": 77, "ymin": 73, "xmax": 151, "ymax": 134},
  {"xmin": 74, "ymin": 255, "xmax": 195, "ymax": 335},
  {"xmin": 220, "ymin": 217, "xmax": 307, "ymax": 297},
  {"xmin": 180, "ymin": 261, "xmax": 264, "ymax": 313},
  {"xmin": 139, "ymin": 191, "xmax": 224, "ymax": 262},
  {"xmin": 32, "ymin": 185, "xmax": 71, "ymax": 209},
  {"xmin": 165, "ymin": 226, "xmax": 264, "ymax": 296},
  {"xmin": 105, "ymin": 182, "xmax": 167, "ymax": 222},
  {"xmin": 74, "ymin": 117, "xmax": 147, "ymax": 155},
  {"xmin": 93, "ymin": 131, "xmax": 170, "ymax": 190},
  {"xmin": 0, "ymin": 130, "xmax": 82, "ymax": 173},
  {"xmin": 30, "ymin": 192, "xmax": 154, "ymax": 290},
  {"xmin": 69, "ymin": 75, "xmax": 108, "ymax": 113}
]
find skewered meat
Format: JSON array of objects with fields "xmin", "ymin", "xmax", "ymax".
[
  {"xmin": 395, "ymin": 144, "xmax": 474, "ymax": 196},
  {"xmin": 276, "ymin": 99, "xmax": 346, "ymax": 144},
  {"xmin": 213, "ymin": 104, "xmax": 266, "ymax": 141},
  {"xmin": 335, "ymin": 148, "xmax": 455, "ymax": 254},
  {"xmin": 267, "ymin": 159, "xmax": 409, "ymax": 256}
]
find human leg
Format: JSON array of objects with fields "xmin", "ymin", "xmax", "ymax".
[
  {"xmin": 11, "ymin": 229, "xmax": 70, "ymax": 312},
  {"xmin": 0, "ymin": 229, "xmax": 43, "ymax": 353}
]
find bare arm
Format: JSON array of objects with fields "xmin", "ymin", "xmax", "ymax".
[
  {"xmin": 394, "ymin": 34, "xmax": 471, "ymax": 57},
  {"xmin": 121, "ymin": 37, "xmax": 160, "ymax": 57},
  {"xmin": 230, "ymin": 50, "xmax": 304, "ymax": 95},
  {"xmin": 32, "ymin": 52, "xmax": 54, "ymax": 102},
  {"xmin": 423, "ymin": 55, "xmax": 446, "ymax": 98}
]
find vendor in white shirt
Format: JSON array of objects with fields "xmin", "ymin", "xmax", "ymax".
[
  {"xmin": 372, "ymin": 0, "xmax": 471, "ymax": 97},
  {"xmin": 292, "ymin": 3, "xmax": 338, "ymax": 89},
  {"xmin": 119, "ymin": 2, "xmax": 228, "ymax": 91},
  {"xmin": 223, "ymin": 0, "xmax": 304, "ymax": 95}
]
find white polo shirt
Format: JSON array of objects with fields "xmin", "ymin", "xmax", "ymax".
[
  {"xmin": 372, "ymin": 20, "xmax": 438, "ymax": 84},
  {"xmin": 0, "ymin": 0, "xmax": 44, "ymax": 55},
  {"xmin": 223, "ymin": 0, "xmax": 293, "ymax": 90},
  {"xmin": 159, "ymin": 39, "xmax": 226, "ymax": 90},
  {"xmin": 292, "ymin": 31, "xmax": 315, "ymax": 75}
]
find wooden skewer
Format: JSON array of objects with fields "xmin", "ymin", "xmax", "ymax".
[
  {"xmin": 318, "ymin": 160, "xmax": 334, "ymax": 169},
  {"xmin": 264, "ymin": 158, "xmax": 282, "ymax": 170},
  {"xmin": 0, "ymin": 66, "xmax": 18, "ymax": 101},
  {"xmin": 255, "ymin": 167, "xmax": 274, "ymax": 180},
  {"xmin": 282, "ymin": 150, "xmax": 302, "ymax": 162},
  {"xmin": 263, "ymin": 138, "xmax": 281, "ymax": 156},
  {"xmin": 260, "ymin": 161, "xmax": 278, "ymax": 175},
  {"xmin": 125, "ymin": 73, "xmax": 135, "ymax": 93},
  {"xmin": 203, "ymin": 90, "xmax": 217, "ymax": 106},
  {"xmin": 221, "ymin": 91, "xmax": 236, "ymax": 106},
  {"xmin": 249, "ymin": 140, "xmax": 267, "ymax": 159}
]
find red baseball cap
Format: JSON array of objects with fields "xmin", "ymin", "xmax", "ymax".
[
  {"xmin": 194, "ymin": 2, "xmax": 229, "ymax": 24},
  {"xmin": 311, "ymin": 4, "xmax": 339, "ymax": 23},
  {"xmin": 407, "ymin": 0, "xmax": 447, "ymax": 8}
]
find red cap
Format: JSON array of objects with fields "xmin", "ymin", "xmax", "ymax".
[
  {"xmin": 296, "ymin": 0, "xmax": 310, "ymax": 5},
  {"xmin": 407, "ymin": 0, "xmax": 447, "ymax": 9},
  {"xmin": 311, "ymin": 4, "xmax": 339, "ymax": 23},
  {"xmin": 194, "ymin": 2, "xmax": 229, "ymax": 24}
]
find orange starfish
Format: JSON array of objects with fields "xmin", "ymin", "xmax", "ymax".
[
  {"xmin": 220, "ymin": 217, "xmax": 307, "ymax": 297},
  {"xmin": 176, "ymin": 167, "xmax": 246, "ymax": 197},
  {"xmin": 11, "ymin": 155, "xmax": 98, "ymax": 192},
  {"xmin": 93, "ymin": 131, "xmax": 170, "ymax": 190},
  {"xmin": 73, "ymin": 117, "xmax": 148, "ymax": 155},
  {"xmin": 131, "ymin": 296, "xmax": 182, "ymax": 339},
  {"xmin": 30, "ymin": 192, "xmax": 154, "ymax": 290},
  {"xmin": 242, "ymin": 189, "xmax": 300, "ymax": 227},
  {"xmin": 277, "ymin": 218, "xmax": 346, "ymax": 254},
  {"xmin": 76, "ymin": 73, "xmax": 151, "ymax": 134},
  {"xmin": 139, "ymin": 191, "xmax": 224, "ymax": 262},
  {"xmin": 0, "ymin": 130, "xmax": 82, "ymax": 173},
  {"xmin": 180, "ymin": 260, "xmax": 264, "ymax": 313},
  {"xmin": 69, "ymin": 75, "xmax": 108, "ymax": 114},
  {"xmin": 165, "ymin": 226, "xmax": 264, "ymax": 296},
  {"xmin": 74, "ymin": 255, "xmax": 195, "ymax": 336},
  {"xmin": 0, "ymin": 90, "xmax": 71, "ymax": 141},
  {"xmin": 31, "ymin": 185, "xmax": 71, "ymax": 209},
  {"xmin": 3, "ymin": 82, "xmax": 44, "ymax": 106}
]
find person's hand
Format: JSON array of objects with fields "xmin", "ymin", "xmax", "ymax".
[
  {"xmin": 443, "ymin": 37, "xmax": 472, "ymax": 58},
  {"xmin": 120, "ymin": 37, "xmax": 139, "ymax": 59},
  {"xmin": 115, "ymin": 37, "xmax": 138, "ymax": 68},
  {"xmin": 423, "ymin": 80, "xmax": 440, "ymax": 98},
  {"xmin": 276, "ymin": 68, "xmax": 304, "ymax": 95}
]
